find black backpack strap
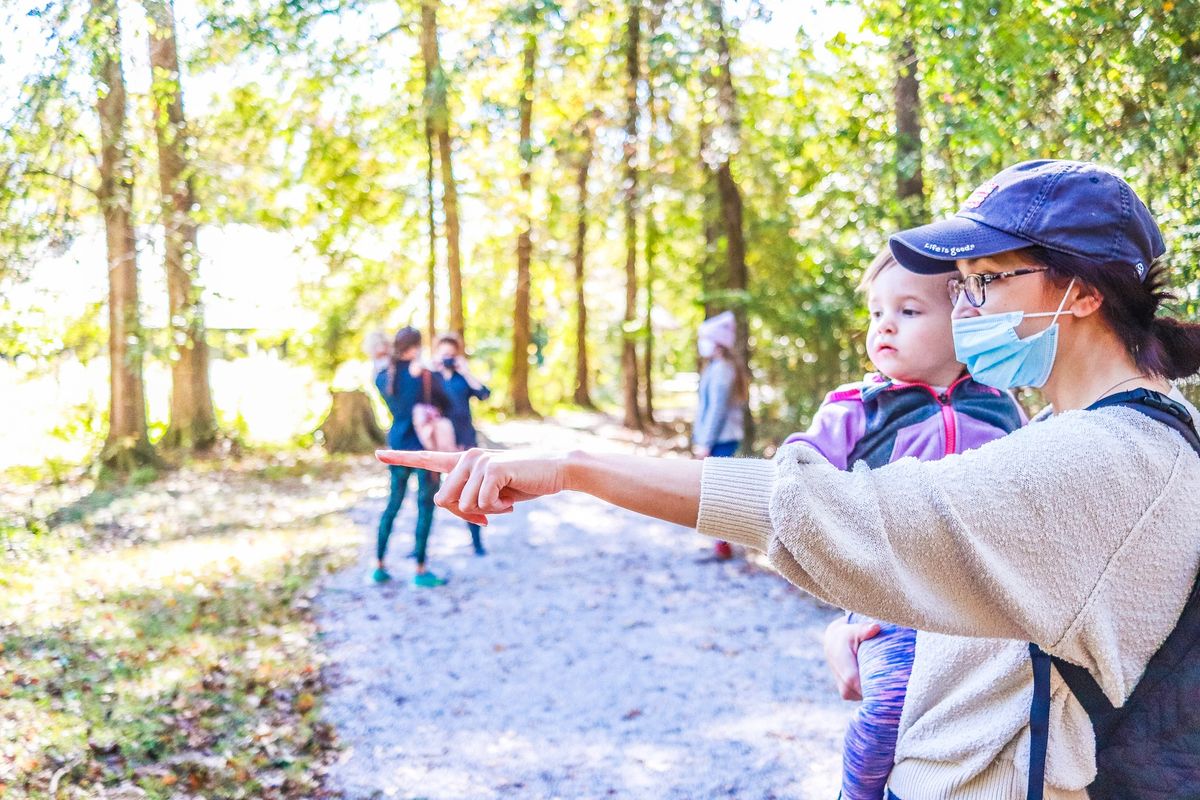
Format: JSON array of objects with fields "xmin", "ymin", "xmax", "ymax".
[
  {"xmin": 1027, "ymin": 643, "xmax": 1053, "ymax": 800},
  {"xmin": 1089, "ymin": 388, "xmax": 1200, "ymax": 456},
  {"xmin": 1027, "ymin": 389, "xmax": 1199, "ymax": 800}
]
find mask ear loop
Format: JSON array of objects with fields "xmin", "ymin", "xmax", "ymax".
[
  {"xmin": 1050, "ymin": 278, "xmax": 1076, "ymax": 324},
  {"xmin": 1023, "ymin": 278, "xmax": 1078, "ymax": 322}
]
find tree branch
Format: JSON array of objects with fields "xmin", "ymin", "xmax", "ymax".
[{"xmin": 24, "ymin": 168, "xmax": 97, "ymax": 197}]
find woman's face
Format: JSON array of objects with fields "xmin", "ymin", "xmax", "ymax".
[{"xmin": 952, "ymin": 251, "xmax": 1072, "ymax": 338}]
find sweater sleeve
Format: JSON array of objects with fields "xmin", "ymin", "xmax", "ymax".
[{"xmin": 698, "ymin": 407, "xmax": 1200, "ymax": 705}]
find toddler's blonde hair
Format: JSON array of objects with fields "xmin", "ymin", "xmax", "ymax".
[{"xmin": 857, "ymin": 248, "xmax": 900, "ymax": 294}]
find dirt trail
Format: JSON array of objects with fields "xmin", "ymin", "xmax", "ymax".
[{"xmin": 317, "ymin": 419, "xmax": 850, "ymax": 799}]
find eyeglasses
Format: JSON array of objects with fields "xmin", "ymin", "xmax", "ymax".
[{"xmin": 947, "ymin": 267, "xmax": 1047, "ymax": 308}]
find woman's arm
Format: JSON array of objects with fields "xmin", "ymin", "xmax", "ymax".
[
  {"xmin": 380, "ymin": 409, "xmax": 1199, "ymax": 704},
  {"xmin": 376, "ymin": 448, "xmax": 704, "ymax": 528},
  {"xmin": 456, "ymin": 358, "xmax": 488, "ymax": 394},
  {"xmin": 565, "ymin": 452, "xmax": 703, "ymax": 527}
]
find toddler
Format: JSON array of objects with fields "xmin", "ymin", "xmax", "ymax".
[{"xmin": 785, "ymin": 249, "xmax": 1025, "ymax": 799}]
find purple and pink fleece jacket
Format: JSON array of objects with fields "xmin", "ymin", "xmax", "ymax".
[
  {"xmin": 785, "ymin": 372, "xmax": 1025, "ymax": 800},
  {"xmin": 785, "ymin": 372, "xmax": 1026, "ymax": 470}
]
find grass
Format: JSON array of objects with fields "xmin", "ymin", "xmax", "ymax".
[{"xmin": 0, "ymin": 453, "xmax": 375, "ymax": 799}]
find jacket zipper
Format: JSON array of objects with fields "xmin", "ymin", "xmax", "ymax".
[{"xmin": 886, "ymin": 374, "xmax": 971, "ymax": 457}]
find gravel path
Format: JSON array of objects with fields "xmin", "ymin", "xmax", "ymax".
[{"xmin": 317, "ymin": 423, "xmax": 851, "ymax": 799}]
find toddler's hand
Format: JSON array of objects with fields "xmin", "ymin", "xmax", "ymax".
[{"xmin": 823, "ymin": 617, "xmax": 882, "ymax": 701}]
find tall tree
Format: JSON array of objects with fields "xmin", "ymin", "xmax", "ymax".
[
  {"xmin": 697, "ymin": 117, "xmax": 721, "ymax": 320},
  {"xmin": 420, "ymin": 0, "xmax": 465, "ymax": 339},
  {"xmin": 703, "ymin": 0, "xmax": 751, "ymax": 437},
  {"xmin": 641, "ymin": 0, "xmax": 665, "ymax": 426},
  {"xmin": 894, "ymin": 35, "xmax": 925, "ymax": 226},
  {"xmin": 620, "ymin": 0, "xmax": 643, "ymax": 430},
  {"xmin": 146, "ymin": 0, "xmax": 217, "ymax": 451},
  {"xmin": 571, "ymin": 110, "xmax": 598, "ymax": 409},
  {"xmin": 92, "ymin": 0, "xmax": 157, "ymax": 470},
  {"xmin": 425, "ymin": 113, "xmax": 437, "ymax": 344},
  {"xmin": 509, "ymin": 9, "xmax": 539, "ymax": 416}
]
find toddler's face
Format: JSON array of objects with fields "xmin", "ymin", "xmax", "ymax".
[{"xmin": 866, "ymin": 265, "xmax": 962, "ymax": 386}]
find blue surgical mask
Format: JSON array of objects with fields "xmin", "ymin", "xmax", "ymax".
[{"xmin": 952, "ymin": 280, "xmax": 1075, "ymax": 390}]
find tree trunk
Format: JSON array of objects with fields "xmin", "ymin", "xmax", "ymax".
[
  {"xmin": 621, "ymin": 0, "xmax": 643, "ymax": 430},
  {"xmin": 642, "ymin": 12, "xmax": 662, "ymax": 426},
  {"xmin": 697, "ymin": 119, "xmax": 721, "ymax": 321},
  {"xmin": 318, "ymin": 390, "xmax": 385, "ymax": 453},
  {"xmin": 572, "ymin": 113, "xmax": 597, "ymax": 409},
  {"xmin": 509, "ymin": 23, "xmax": 539, "ymax": 417},
  {"xmin": 705, "ymin": 0, "xmax": 753, "ymax": 444},
  {"xmin": 94, "ymin": 0, "xmax": 158, "ymax": 472},
  {"xmin": 425, "ymin": 116, "xmax": 437, "ymax": 345},
  {"xmin": 643, "ymin": 250, "xmax": 655, "ymax": 424},
  {"xmin": 146, "ymin": 0, "xmax": 216, "ymax": 452},
  {"xmin": 895, "ymin": 36, "xmax": 925, "ymax": 227},
  {"xmin": 421, "ymin": 0, "xmax": 464, "ymax": 341}
]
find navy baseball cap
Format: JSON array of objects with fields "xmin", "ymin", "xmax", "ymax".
[{"xmin": 888, "ymin": 160, "xmax": 1166, "ymax": 280}]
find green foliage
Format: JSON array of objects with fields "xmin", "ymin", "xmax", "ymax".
[
  {"xmin": 48, "ymin": 402, "xmax": 107, "ymax": 463},
  {"xmin": 4, "ymin": 0, "xmax": 1198, "ymax": 452}
]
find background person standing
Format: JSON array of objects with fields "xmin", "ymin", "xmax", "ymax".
[
  {"xmin": 693, "ymin": 311, "xmax": 749, "ymax": 561},
  {"xmin": 436, "ymin": 332, "xmax": 492, "ymax": 556},
  {"xmin": 375, "ymin": 326, "xmax": 452, "ymax": 587}
]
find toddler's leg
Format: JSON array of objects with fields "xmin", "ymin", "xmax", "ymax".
[{"xmin": 840, "ymin": 622, "xmax": 917, "ymax": 800}]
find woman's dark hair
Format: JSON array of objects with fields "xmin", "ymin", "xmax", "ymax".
[
  {"xmin": 435, "ymin": 332, "xmax": 463, "ymax": 352},
  {"xmin": 387, "ymin": 326, "xmax": 423, "ymax": 396},
  {"xmin": 1026, "ymin": 246, "xmax": 1200, "ymax": 380}
]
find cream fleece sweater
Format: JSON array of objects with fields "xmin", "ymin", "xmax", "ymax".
[{"xmin": 697, "ymin": 402, "xmax": 1200, "ymax": 800}]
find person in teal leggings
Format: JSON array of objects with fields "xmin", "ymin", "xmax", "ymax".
[{"xmin": 375, "ymin": 326, "xmax": 451, "ymax": 588}]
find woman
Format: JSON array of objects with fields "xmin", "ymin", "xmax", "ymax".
[
  {"xmin": 693, "ymin": 310, "xmax": 749, "ymax": 560},
  {"xmin": 375, "ymin": 326, "xmax": 452, "ymax": 588},
  {"xmin": 378, "ymin": 161, "xmax": 1200, "ymax": 796},
  {"xmin": 436, "ymin": 332, "xmax": 492, "ymax": 556}
]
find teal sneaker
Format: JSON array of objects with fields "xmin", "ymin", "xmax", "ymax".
[
  {"xmin": 372, "ymin": 568, "xmax": 392, "ymax": 584},
  {"xmin": 413, "ymin": 572, "xmax": 448, "ymax": 588}
]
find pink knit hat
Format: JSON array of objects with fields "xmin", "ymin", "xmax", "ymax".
[{"xmin": 698, "ymin": 311, "xmax": 736, "ymax": 350}]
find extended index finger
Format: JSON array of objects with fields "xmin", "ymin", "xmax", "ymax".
[{"xmin": 375, "ymin": 450, "xmax": 463, "ymax": 473}]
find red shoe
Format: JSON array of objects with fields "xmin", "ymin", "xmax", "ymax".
[{"xmin": 713, "ymin": 541, "xmax": 734, "ymax": 561}]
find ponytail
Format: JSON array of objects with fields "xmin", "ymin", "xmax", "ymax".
[{"xmin": 1151, "ymin": 316, "xmax": 1200, "ymax": 381}]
